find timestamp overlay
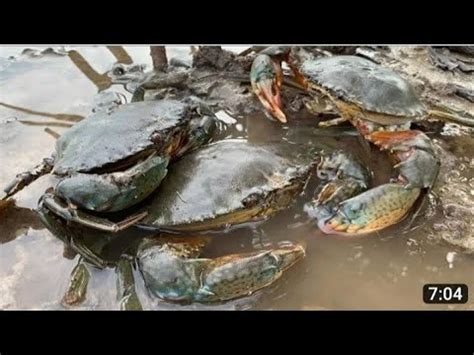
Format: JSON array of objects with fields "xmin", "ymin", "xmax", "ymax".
[{"xmin": 423, "ymin": 284, "xmax": 469, "ymax": 304}]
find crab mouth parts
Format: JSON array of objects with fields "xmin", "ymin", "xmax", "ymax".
[{"xmin": 356, "ymin": 119, "xmax": 412, "ymax": 135}]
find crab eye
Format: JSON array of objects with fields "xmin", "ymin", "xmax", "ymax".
[
  {"xmin": 113, "ymin": 67, "xmax": 125, "ymax": 76},
  {"xmin": 317, "ymin": 171, "xmax": 328, "ymax": 179}
]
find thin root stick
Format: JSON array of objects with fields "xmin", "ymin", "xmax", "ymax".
[
  {"xmin": 19, "ymin": 120, "xmax": 74, "ymax": 128},
  {"xmin": 44, "ymin": 128, "xmax": 61, "ymax": 139}
]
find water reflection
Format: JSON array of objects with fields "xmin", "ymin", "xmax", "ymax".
[
  {"xmin": 0, "ymin": 200, "xmax": 44, "ymax": 244},
  {"xmin": 0, "ymin": 46, "xmax": 140, "ymax": 131}
]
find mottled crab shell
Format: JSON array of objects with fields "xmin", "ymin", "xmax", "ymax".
[
  {"xmin": 141, "ymin": 139, "xmax": 315, "ymax": 229},
  {"xmin": 300, "ymin": 56, "xmax": 426, "ymax": 118},
  {"xmin": 53, "ymin": 100, "xmax": 190, "ymax": 175}
]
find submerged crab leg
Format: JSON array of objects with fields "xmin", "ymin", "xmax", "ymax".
[
  {"xmin": 39, "ymin": 200, "xmax": 144, "ymax": 309},
  {"xmin": 319, "ymin": 129, "xmax": 439, "ymax": 235},
  {"xmin": 40, "ymin": 192, "xmax": 147, "ymax": 233},
  {"xmin": 2, "ymin": 157, "xmax": 55, "ymax": 200},
  {"xmin": 116, "ymin": 258, "xmax": 143, "ymax": 311},
  {"xmin": 61, "ymin": 257, "xmax": 91, "ymax": 307},
  {"xmin": 138, "ymin": 239, "xmax": 305, "ymax": 303},
  {"xmin": 37, "ymin": 202, "xmax": 119, "ymax": 268}
]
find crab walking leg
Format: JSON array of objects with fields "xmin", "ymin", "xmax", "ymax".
[
  {"xmin": 116, "ymin": 259, "xmax": 143, "ymax": 311},
  {"xmin": 367, "ymin": 130, "xmax": 440, "ymax": 189},
  {"xmin": 37, "ymin": 203, "xmax": 115, "ymax": 268},
  {"xmin": 427, "ymin": 109, "xmax": 474, "ymax": 128},
  {"xmin": 318, "ymin": 130, "xmax": 439, "ymax": 235},
  {"xmin": 2, "ymin": 157, "xmax": 54, "ymax": 200},
  {"xmin": 138, "ymin": 242, "xmax": 305, "ymax": 303},
  {"xmin": 61, "ymin": 257, "xmax": 91, "ymax": 307},
  {"xmin": 317, "ymin": 117, "xmax": 348, "ymax": 128},
  {"xmin": 40, "ymin": 192, "xmax": 147, "ymax": 233}
]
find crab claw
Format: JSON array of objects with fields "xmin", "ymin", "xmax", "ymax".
[
  {"xmin": 250, "ymin": 54, "xmax": 286, "ymax": 123},
  {"xmin": 138, "ymin": 241, "xmax": 305, "ymax": 303},
  {"xmin": 318, "ymin": 183, "xmax": 421, "ymax": 235}
]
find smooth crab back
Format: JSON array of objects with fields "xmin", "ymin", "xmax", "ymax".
[
  {"xmin": 300, "ymin": 56, "xmax": 426, "ymax": 118},
  {"xmin": 54, "ymin": 100, "xmax": 190, "ymax": 175}
]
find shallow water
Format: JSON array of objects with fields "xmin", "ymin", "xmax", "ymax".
[{"xmin": 0, "ymin": 46, "xmax": 473, "ymax": 310}]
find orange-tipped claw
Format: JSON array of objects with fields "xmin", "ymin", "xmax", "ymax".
[
  {"xmin": 250, "ymin": 54, "xmax": 287, "ymax": 123},
  {"xmin": 253, "ymin": 78, "xmax": 287, "ymax": 123},
  {"xmin": 287, "ymin": 62, "xmax": 309, "ymax": 90}
]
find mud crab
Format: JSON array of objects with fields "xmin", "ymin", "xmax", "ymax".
[
  {"xmin": 37, "ymin": 138, "xmax": 330, "ymax": 305},
  {"xmin": 2, "ymin": 99, "xmax": 217, "ymax": 232},
  {"xmin": 37, "ymin": 135, "xmax": 371, "ymax": 306},
  {"xmin": 251, "ymin": 48, "xmax": 442, "ymax": 235}
]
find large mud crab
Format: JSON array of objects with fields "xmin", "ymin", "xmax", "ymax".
[
  {"xmin": 36, "ymin": 138, "xmax": 328, "ymax": 305},
  {"xmin": 2, "ymin": 99, "xmax": 217, "ymax": 232},
  {"xmin": 251, "ymin": 48, "xmax": 443, "ymax": 235},
  {"xmin": 37, "ymin": 130, "xmax": 370, "ymax": 306}
]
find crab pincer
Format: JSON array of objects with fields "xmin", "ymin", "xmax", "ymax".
[{"xmin": 251, "ymin": 49, "xmax": 441, "ymax": 235}]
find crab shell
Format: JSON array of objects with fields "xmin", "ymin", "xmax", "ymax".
[
  {"xmin": 299, "ymin": 56, "xmax": 426, "ymax": 122},
  {"xmin": 53, "ymin": 100, "xmax": 193, "ymax": 175},
  {"xmin": 140, "ymin": 139, "xmax": 317, "ymax": 231}
]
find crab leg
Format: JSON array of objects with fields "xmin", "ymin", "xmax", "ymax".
[
  {"xmin": 61, "ymin": 257, "xmax": 91, "ymax": 307},
  {"xmin": 427, "ymin": 107, "xmax": 474, "ymax": 128},
  {"xmin": 2, "ymin": 157, "xmax": 55, "ymax": 200},
  {"xmin": 39, "ymin": 201, "xmax": 146, "ymax": 309},
  {"xmin": 37, "ymin": 202, "xmax": 116, "ymax": 269},
  {"xmin": 318, "ymin": 117, "xmax": 348, "ymax": 128},
  {"xmin": 116, "ymin": 258, "xmax": 143, "ymax": 311},
  {"xmin": 318, "ymin": 130, "xmax": 439, "ymax": 235},
  {"xmin": 138, "ymin": 238, "xmax": 305, "ymax": 303},
  {"xmin": 40, "ymin": 191, "xmax": 147, "ymax": 233},
  {"xmin": 306, "ymin": 151, "xmax": 372, "ymax": 223}
]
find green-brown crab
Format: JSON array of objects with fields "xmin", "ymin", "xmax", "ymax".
[
  {"xmin": 37, "ymin": 137, "xmax": 370, "ymax": 305},
  {"xmin": 2, "ymin": 98, "xmax": 217, "ymax": 232},
  {"xmin": 251, "ymin": 48, "xmax": 446, "ymax": 235}
]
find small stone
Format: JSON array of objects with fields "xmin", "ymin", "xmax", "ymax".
[{"xmin": 446, "ymin": 252, "xmax": 457, "ymax": 269}]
